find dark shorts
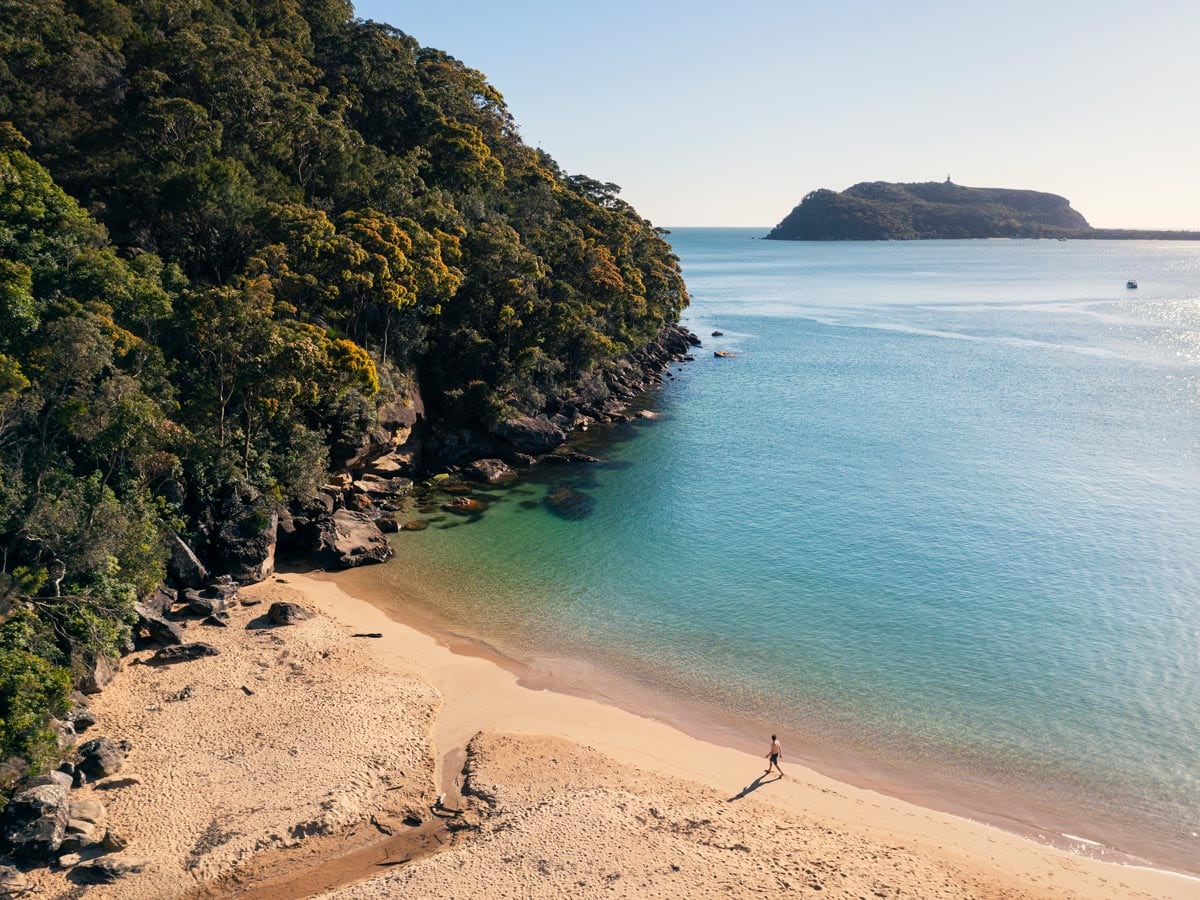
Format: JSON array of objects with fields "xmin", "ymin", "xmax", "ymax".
[{"xmin": 769, "ymin": 753, "xmax": 779, "ymax": 764}]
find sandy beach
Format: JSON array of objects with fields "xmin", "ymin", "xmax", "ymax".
[{"xmin": 27, "ymin": 573, "xmax": 1198, "ymax": 899}]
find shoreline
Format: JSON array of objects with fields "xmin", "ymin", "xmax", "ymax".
[
  {"xmin": 324, "ymin": 558, "xmax": 1198, "ymax": 882},
  {"xmin": 297, "ymin": 570, "xmax": 1199, "ymax": 898}
]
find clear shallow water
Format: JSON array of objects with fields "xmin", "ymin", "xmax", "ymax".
[{"xmin": 352, "ymin": 232, "xmax": 1200, "ymax": 872}]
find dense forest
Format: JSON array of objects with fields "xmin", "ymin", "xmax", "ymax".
[
  {"xmin": 0, "ymin": 0, "xmax": 688, "ymax": 771},
  {"xmin": 766, "ymin": 181, "xmax": 1094, "ymax": 240}
]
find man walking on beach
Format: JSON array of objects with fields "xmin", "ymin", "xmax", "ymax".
[{"xmin": 765, "ymin": 734, "xmax": 784, "ymax": 777}]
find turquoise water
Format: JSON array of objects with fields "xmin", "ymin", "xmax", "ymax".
[{"xmin": 357, "ymin": 231, "xmax": 1200, "ymax": 872}]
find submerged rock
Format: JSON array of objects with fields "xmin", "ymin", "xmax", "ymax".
[
  {"xmin": 441, "ymin": 496, "xmax": 487, "ymax": 515},
  {"xmin": 543, "ymin": 486, "xmax": 596, "ymax": 520},
  {"xmin": 541, "ymin": 450, "xmax": 602, "ymax": 465},
  {"xmin": 400, "ymin": 519, "xmax": 429, "ymax": 531}
]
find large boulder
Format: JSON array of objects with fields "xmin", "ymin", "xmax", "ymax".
[
  {"xmin": 351, "ymin": 474, "xmax": 413, "ymax": 497},
  {"xmin": 268, "ymin": 602, "xmax": 313, "ymax": 626},
  {"xmin": 206, "ymin": 496, "xmax": 277, "ymax": 584},
  {"xmin": 167, "ymin": 534, "xmax": 208, "ymax": 589},
  {"xmin": 60, "ymin": 798, "xmax": 107, "ymax": 851},
  {"xmin": 76, "ymin": 738, "xmax": 127, "ymax": 780},
  {"xmin": 77, "ymin": 654, "xmax": 115, "ymax": 695},
  {"xmin": 66, "ymin": 700, "xmax": 97, "ymax": 734},
  {"xmin": 491, "ymin": 415, "xmax": 567, "ymax": 455},
  {"xmin": 311, "ymin": 510, "xmax": 393, "ymax": 570},
  {"xmin": 134, "ymin": 602, "xmax": 185, "ymax": 647},
  {"xmin": 143, "ymin": 584, "xmax": 177, "ymax": 618},
  {"xmin": 3, "ymin": 780, "xmax": 69, "ymax": 857},
  {"xmin": 276, "ymin": 493, "xmax": 338, "ymax": 559},
  {"xmin": 179, "ymin": 589, "xmax": 225, "ymax": 618},
  {"xmin": 463, "ymin": 458, "xmax": 516, "ymax": 484},
  {"xmin": 364, "ymin": 450, "xmax": 414, "ymax": 476}
]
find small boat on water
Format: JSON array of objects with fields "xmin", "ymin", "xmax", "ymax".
[
  {"xmin": 714, "ymin": 350, "xmax": 737, "ymax": 358},
  {"xmin": 1127, "ymin": 279, "xmax": 1138, "ymax": 289}
]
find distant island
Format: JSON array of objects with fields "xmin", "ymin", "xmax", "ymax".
[{"xmin": 765, "ymin": 180, "xmax": 1200, "ymax": 241}]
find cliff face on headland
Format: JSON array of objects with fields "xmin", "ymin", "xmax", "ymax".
[{"xmin": 765, "ymin": 181, "xmax": 1199, "ymax": 240}]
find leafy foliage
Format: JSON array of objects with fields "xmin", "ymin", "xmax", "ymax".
[{"xmin": 0, "ymin": 0, "xmax": 687, "ymax": 768}]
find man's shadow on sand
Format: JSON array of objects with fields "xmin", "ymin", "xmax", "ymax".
[{"xmin": 727, "ymin": 772, "xmax": 783, "ymax": 802}]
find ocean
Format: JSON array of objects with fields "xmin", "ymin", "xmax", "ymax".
[{"xmin": 342, "ymin": 230, "xmax": 1200, "ymax": 874}]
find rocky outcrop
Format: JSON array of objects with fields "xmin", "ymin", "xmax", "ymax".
[
  {"xmin": 364, "ymin": 449, "xmax": 414, "ymax": 476},
  {"xmin": 180, "ymin": 589, "xmax": 226, "ymax": 618},
  {"xmin": 351, "ymin": 474, "xmax": 413, "ymax": 497},
  {"xmin": 2, "ymin": 778, "xmax": 70, "ymax": 857},
  {"xmin": 311, "ymin": 509, "xmax": 393, "ymax": 569},
  {"xmin": 167, "ymin": 534, "xmax": 208, "ymax": 589},
  {"xmin": 491, "ymin": 415, "xmax": 567, "ymax": 455},
  {"xmin": 426, "ymin": 423, "xmax": 497, "ymax": 466},
  {"xmin": 208, "ymin": 500, "xmax": 278, "ymax": 584},
  {"xmin": 341, "ymin": 389, "xmax": 424, "ymax": 470}
]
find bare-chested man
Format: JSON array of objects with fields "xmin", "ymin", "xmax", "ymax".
[{"xmin": 764, "ymin": 734, "xmax": 783, "ymax": 776}]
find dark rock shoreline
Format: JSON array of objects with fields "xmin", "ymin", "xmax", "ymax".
[{"xmin": 235, "ymin": 322, "xmax": 699, "ymax": 579}]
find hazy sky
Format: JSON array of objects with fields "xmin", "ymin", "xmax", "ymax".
[{"xmin": 357, "ymin": 1, "xmax": 1199, "ymax": 229}]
